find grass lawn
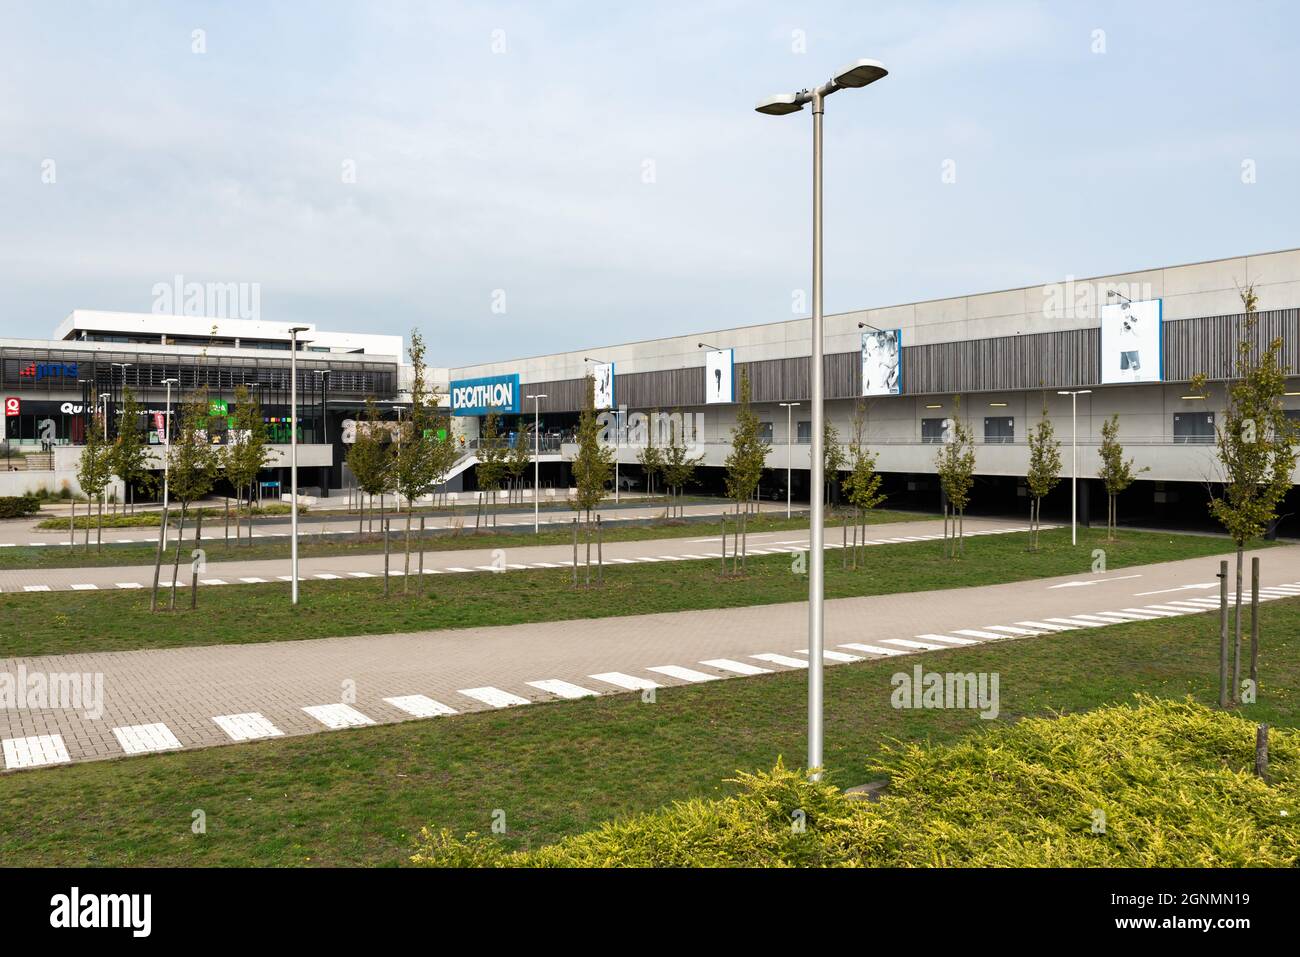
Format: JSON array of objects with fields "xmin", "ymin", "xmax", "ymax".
[
  {"xmin": 0, "ymin": 508, "xmax": 920, "ymax": 571},
  {"xmin": 0, "ymin": 526, "xmax": 1256, "ymax": 657},
  {"xmin": 0, "ymin": 595, "xmax": 1294, "ymax": 867}
]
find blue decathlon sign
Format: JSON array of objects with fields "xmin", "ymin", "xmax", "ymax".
[{"xmin": 449, "ymin": 373, "xmax": 521, "ymax": 416}]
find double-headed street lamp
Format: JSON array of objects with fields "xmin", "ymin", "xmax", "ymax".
[
  {"xmin": 757, "ymin": 57, "xmax": 889, "ymax": 780},
  {"xmin": 1057, "ymin": 389, "xmax": 1093, "ymax": 545},
  {"xmin": 528, "ymin": 393, "xmax": 548, "ymax": 533},
  {"xmin": 778, "ymin": 402, "xmax": 801, "ymax": 519}
]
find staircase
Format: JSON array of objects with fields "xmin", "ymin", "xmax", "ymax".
[{"xmin": 20, "ymin": 453, "xmax": 54, "ymax": 471}]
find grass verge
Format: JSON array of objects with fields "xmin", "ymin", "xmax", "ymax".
[
  {"xmin": 0, "ymin": 526, "xmax": 1254, "ymax": 656},
  {"xmin": 0, "ymin": 597, "xmax": 1295, "ymax": 866}
]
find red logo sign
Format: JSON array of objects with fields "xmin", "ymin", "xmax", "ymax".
[{"xmin": 4, "ymin": 397, "xmax": 19, "ymax": 416}]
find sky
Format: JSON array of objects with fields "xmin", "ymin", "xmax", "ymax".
[{"xmin": 1, "ymin": 0, "xmax": 1297, "ymax": 366}]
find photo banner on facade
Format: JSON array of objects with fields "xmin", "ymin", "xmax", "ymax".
[
  {"xmin": 861, "ymin": 328, "xmax": 902, "ymax": 396},
  {"xmin": 590, "ymin": 363, "xmax": 614, "ymax": 410},
  {"xmin": 705, "ymin": 349, "xmax": 733, "ymax": 404},
  {"xmin": 1100, "ymin": 298, "xmax": 1162, "ymax": 384}
]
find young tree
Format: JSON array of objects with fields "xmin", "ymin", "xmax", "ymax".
[
  {"xmin": 222, "ymin": 385, "xmax": 274, "ymax": 545},
  {"xmin": 1025, "ymin": 403, "xmax": 1063, "ymax": 551},
  {"xmin": 475, "ymin": 410, "xmax": 508, "ymax": 526},
  {"xmin": 636, "ymin": 410, "xmax": 664, "ymax": 498},
  {"xmin": 660, "ymin": 411, "xmax": 703, "ymax": 518},
  {"xmin": 505, "ymin": 419, "xmax": 533, "ymax": 504},
  {"xmin": 109, "ymin": 387, "xmax": 156, "ymax": 515},
  {"xmin": 841, "ymin": 401, "xmax": 886, "ymax": 569},
  {"xmin": 935, "ymin": 400, "xmax": 976, "ymax": 558},
  {"xmin": 163, "ymin": 390, "xmax": 221, "ymax": 610},
  {"xmin": 571, "ymin": 375, "xmax": 614, "ymax": 584},
  {"xmin": 724, "ymin": 370, "xmax": 769, "ymax": 572},
  {"xmin": 1097, "ymin": 414, "xmax": 1146, "ymax": 542},
  {"xmin": 822, "ymin": 421, "xmax": 846, "ymax": 507},
  {"xmin": 426, "ymin": 406, "xmax": 459, "ymax": 508},
  {"xmin": 347, "ymin": 398, "xmax": 393, "ymax": 536},
  {"xmin": 390, "ymin": 330, "xmax": 440, "ymax": 592},
  {"xmin": 75, "ymin": 416, "xmax": 113, "ymax": 553},
  {"xmin": 1207, "ymin": 284, "xmax": 1298, "ymax": 705}
]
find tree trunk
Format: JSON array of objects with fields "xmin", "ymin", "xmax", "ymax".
[
  {"xmin": 1218, "ymin": 559, "xmax": 1230, "ymax": 708},
  {"xmin": 170, "ymin": 505, "xmax": 187, "ymax": 611},
  {"xmin": 403, "ymin": 501, "xmax": 413, "ymax": 594},
  {"xmin": 149, "ymin": 504, "xmax": 169, "ymax": 613},
  {"xmin": 96, "ymin": 495, "xmax": 103, "ymax": 554},
  {"xmin": 1250, "ymin": 555, "xmax": 1260, "ymax": 688}
]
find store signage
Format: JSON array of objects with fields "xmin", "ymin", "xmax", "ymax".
[
  {"xmin": 449, "ymin": 373, "xmax": 520, "ymax": 416},
  {"xmin": 18, "ymin": 361, "xmax": 78, "ymax": 381},
  {"xmin": 4, "ymin": 397, "xmax": 19, "ymax": 416}
]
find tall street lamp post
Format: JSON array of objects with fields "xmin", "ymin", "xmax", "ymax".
[
  {"xmin": 779, "ymin": 402, "xmax": 801, "ymax": 519},
  {"xmin": 1057, "ymin": 389, "xmax": 1093, "ymax": 545},
  {"xmin": 289, "ymin": 326, "xmax": 311, "ymax": 605},
  {"xmin": 160, "ymin": 377, "xmax": 178, "ymax": 547},
  {"xmin": 529, "ymin": 393, "xmax": 548, "ymax": 533},
  {"xmin": 757, "ymin": 57, "xmax": 889, "ymax": 779}
]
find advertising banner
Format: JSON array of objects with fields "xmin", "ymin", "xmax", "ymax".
[
  {"xmin": 705, "ymin": 349, "xmax": 733, "ymax": 404},
  {"xmin": 1100, "ymin": 298, "xmax": 1162, "ymax": 383},
  {"xmin": 861, "ymin": 329, "xmax": 902, "ymax": 396},
  {"xmin": 449, "ymin": 373, "xmax": 521, "ymax": 416}
]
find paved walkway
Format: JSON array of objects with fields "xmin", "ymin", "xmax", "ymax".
[
  {"xmin": 1, "ymin": 540, "xmax": 1289, "ymax": 771},
  {"xmin": 0, "ymin": 515, "xmax": 1020, "ymax": 592}
]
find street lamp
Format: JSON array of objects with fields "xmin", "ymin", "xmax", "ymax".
[
  {"xmin": 160, "ymin": 378, "xmax": 178, "ymax": 545},
  {"xmin": 528, "ymin": 394, "xmax": 548, "ymax": 533},
  {"xmin": 757, "ymin": 56, "xmax": 888, "ymax": 781},
  {"xmin": 584, "ymin": 356, "xmax": 618, "ymax": 503},
  {"xmin": 289, "ymin": 326, "xmax": 311, "ymax": 605},
  {"xmin": 779, "ymin": 402, "xmax": 801, "ymax": 519},
  {"xmin": 1057, "ymin": 389, "xmax": 1093, "ymax": 545}
]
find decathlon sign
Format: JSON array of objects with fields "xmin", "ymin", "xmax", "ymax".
[{"xmin": 449, "ymin": 373, "xmax": 520, "ymax": 416}]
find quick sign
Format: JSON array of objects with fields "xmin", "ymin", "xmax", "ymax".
[
  {"xmin": 4, "ymin": 397, "xmax": 19, "ymax": 416},
  {"xmin": 449, "ymin": 373, "xmax": 520, "ymax": 416},
  {"xmin": 18, "ymin": 361, "xmax": 78, "ymax": 381}
]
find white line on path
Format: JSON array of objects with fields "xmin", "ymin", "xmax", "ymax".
[
  {"xmin": 700, "ymin": 658, "xmax": 773, "ymax": 675},
  {"xmin": 526, "ymin": 679, "xmax": 599, "ymax": 699},
  {"xmin": 839, "ymin": 642, "xmax": 906, "ymax": 656},
  {"xmin": 112, "ymin": 722, "xmax": 183, "ymax": 755},
  {"xmin": 458, "ymin": 686, "xmax": 530, "ymax": 708},
  {"xmin": 383, "ymin": 695, "xmax": 458, "ymax": 717},
  {"xmin": 646, "ymin": 665, "xmax": 722, "ymax": 683},
  {"xmin": 751, "ymin": 653, "xmax": 810, "ymax": 669},
  {"xmin": 212, "ymin": 713, "xmax": 284, "ymax": 741},
  {"xmin": 302, "ymin": 704, "xmax": 376, "ymax": 729},
  {"xmin": 588, "ymin": 672, "xmax": 662, "ymax": 691}
]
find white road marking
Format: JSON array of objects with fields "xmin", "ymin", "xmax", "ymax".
[
  {"xmin": 700, "ymin": 658, "xmax": 774, "ymax": 675},
  {"xmin": 302, "ymin": 703, "xmax": 376, "ymax": 729},
  {"xmin": 647, "ymin": 665, "xmax": 722, "ymax": 683},
  {"xmin": 882, "ymin": 638, "xmax": 952, "ymax": 650},
  {"xmin": 1014, "ymin": 620, "xmax": 1077, "ymax": 631},
  {"xmin": 3, "ymin": 734, "xmax": 71, "ymax": 769},
  {"xmin": 950, "ymin": 629, "xmax": 1008, "ymax": 641},
  {"xmin": 1135, "ymin": 583, "xmax": 1218, "ymax": 596},
  {"xmin": 314, "ymin": 573, "xmax": 342, "ymax": 580},
  {"xmin": 1042, "ymin": 617, "xmax": 1109, "ymax": 628},
  {"xmin": 239, "ymin": 577, "xmax": 268, "ymax": 584},
  {"xmin": 526, "ymin": 679, "xmax": 599, "ymax": 699},
  {"xmin": 112, "ymin": 722, "xmax": 183, "ymax": 755},
  {"xmin": 797, "ymin": 649, "xmax": 864, "ymax": 663},
  {"xmin": 69, "ymin": 583, "xmax": 98, "ymax": 590},
  {"xmin": 458, "ymin": 686, "xmax": 531, "ymax": 708},
  {"xmin": 914, "ymin": 632, "xmax": 980, "ymax": 644},
  {"xmin": 751, "ymin": 653, "xmax": 810, "ymax": 669},
  {"xmin": 588, "ymin": 672, "xmax": 662, "ymax": 691},
  {"xmin": 22, "ymin": 585, "xmax": 50, "ymax": 592},
  {"xmin": 839, "ymin": 642, "xmax": 907, "ymax": 656},
  {"xmin": 200, "ymin": 579, "xmax": 227, "ymax": 586},
  {"xmin": 384, "ymin": 695, "xmax": 458, "ymax": 717},
  {"xmin": 115, "ymin": 582, "xmax": 144, "ymax": 589},
  {"xmin": 348, "ymin": 572, "xmax": 376, "ymax": 578},
  {"xmin": 980, "ymin": 625, "xmax": 1045, "ymax": 636},
  {"xmin": 212, "ymin": 712, "xmax": 284, "ymax": 741}
]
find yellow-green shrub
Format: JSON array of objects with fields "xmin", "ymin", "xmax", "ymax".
[{"xmin": 410, "ymin": 698, "xmax": 1299, "ymax": 868}]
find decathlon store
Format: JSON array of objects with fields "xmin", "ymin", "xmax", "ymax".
[{"xmin": 448, "ymin": 248, "xmax": 1300, "ymax": 530}]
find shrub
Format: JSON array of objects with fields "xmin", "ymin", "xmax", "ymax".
[
  {"xmin": 410, "ymin": 698, "xmax": 1300, "ymax": 868},
  {"xmin": 0, "ymin": 494, "xmax": 41, "ymax": 519}
]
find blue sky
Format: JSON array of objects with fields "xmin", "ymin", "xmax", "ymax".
[{"xmin": 1, "ymin": 1, "xmax": 1296, "ymax": 364}]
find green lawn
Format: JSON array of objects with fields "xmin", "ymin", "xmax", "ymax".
[
  {"xmin": 0, "ymin": 527, "xmax": 1254, "ymax": 657},
  {"xmin": 0, "ymin": 508, "xmax": 918, "ymax": 571},
  {"xmin": 0, "ymin": 596, "xmax": 1294, "ymax": 867}
]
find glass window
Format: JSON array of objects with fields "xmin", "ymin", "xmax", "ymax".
[
  {"xmin": 1173, "ymin": 411, "xmax": 1215, "ymax": 444},
  {"xmin": 758, "ymin": 422, "xmax": 774, "ymax": 443},
  {"xmin": 984, "ymin": 416, "xmax": 1014, "ymax": 444},
  {"xmin": 921, "ymin": 418, "xmax": 948, "ymax": 444},
  {"xmin": 796, "ymin": 420, "xmax": 812, "ymax": 444}
]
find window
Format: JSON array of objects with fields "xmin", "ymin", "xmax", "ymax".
[
  {"xmin": 796, "ymin": 420, "xmax": 812, "ymax": 444},
  {"xmin": 921, "ymin": 417, "xmax": 948, "ymax": 444},
  {"xmin": 984, "ymin": 416, "xmax": 1014, "ymax": 444},
  {"xmin": 1173, "ymin": 412, "xmax": 1215, "ymax": 444},
  {"xmin": 758, "ymin": 421, "xmax": 774, "ymax": 443}
]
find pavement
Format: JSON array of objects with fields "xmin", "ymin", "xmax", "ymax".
[
  {"xmin": 1, "ymin": 533, "xmax": 1290, "ymax": 772},
  {"xmin": 0, "ymin": 515, "xmax": 1015, "ymax": 593}
]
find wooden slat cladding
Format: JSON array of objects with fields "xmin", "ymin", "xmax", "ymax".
[
  {"xmin": 1163, "ymin": 308, "xmax": 1300, "ymax": 381},
  {"xmin": 615, "ymin": 366, "xmax": 706, "ymax": 409},
  {"xmin": 902, "ymin": 327, "xmax": 1098, "ymax": 395},
  {"xmin": 733, "ymin": 354, "xmax": 859, "ymax": 403}
]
